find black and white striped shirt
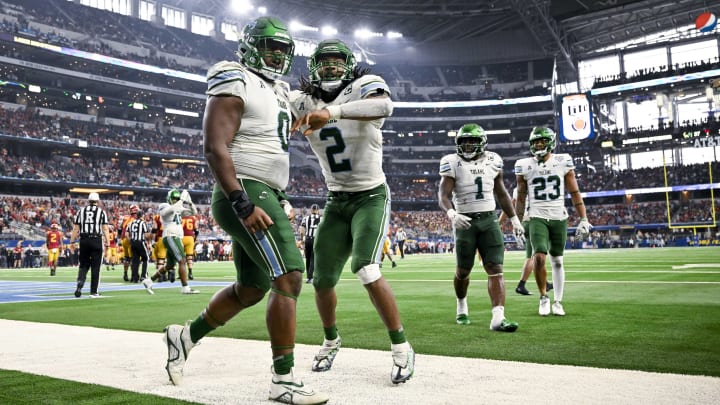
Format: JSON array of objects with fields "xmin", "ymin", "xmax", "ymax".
[
  {"xmin": 301, "ymin": 214, "xmax": 321, "ymax": 239},
  {"xmin": 127, "ymin": 218, "xmax": 149, "ymax": 242},
  {"xmin": 74, "ymin": 205, "xmax": 109, "ymax": 236}
]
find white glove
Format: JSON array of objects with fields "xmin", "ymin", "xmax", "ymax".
[
  {"xmin": 447, "ymin": 209, "xmax": 471, "ymax": 230},
  {"xmin": 180, "ymin": 190, "xmax": 192, "ymax": 204},
  {"xmin": 280, "ymin": 200, "xmax": 294, "ymax": 220},
  {"xmin": 576, "ymin": 217, "xmax": 593, "ymax": 236},
  {"xmin": 510, "ymin": 216, "xmax": 526, "ymax": 248}
]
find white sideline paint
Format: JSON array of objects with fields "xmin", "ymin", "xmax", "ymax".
[{"xmin": 0, "ymin": 319, "xmax": 718, "ymax": 404}]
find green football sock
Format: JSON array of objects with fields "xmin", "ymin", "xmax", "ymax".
[
  {"xmin": 389, "ymin": 327, "xmax": 406, "ymax": 345},
  {"xmin": 324, "ymin": 325, "xmax": 338, "ymax": 341}
]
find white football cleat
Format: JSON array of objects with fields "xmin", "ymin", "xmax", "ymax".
[
  {"xmin": 311, "ymin": 336, "xmax": 341, "ymax": 372},
  {"xmin": 552, "ymin": 301, "xmax": 566, "ymax": 316},
  {"xmin": 181, "ymin": 286, "xmax": 199, "ymax": 294},
  {"xmin": 539, "ymin": 295, "xmax": 551, "ymax": 316},
  {"xmin": 390, "ymin": 342, "xmax": 415, "ymax": 384},
  {"xmin": 163, "ymin": 322, "xmax": 195, "ymax": 385},
  {"xmin": 142, "ymin": 278, "xmax": 154, "ymax": 295},
  {"xmin": 269, "ymin": 367, "xmax": 329, "ymax": 404}
]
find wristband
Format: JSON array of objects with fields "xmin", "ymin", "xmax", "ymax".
[
  {"xmin": 229, "ymin": 190, "xmax": 254, "ymax": 220},
  {"xmin": 325, "ymin": 105, "xmax": 341, "ymax": 120}
]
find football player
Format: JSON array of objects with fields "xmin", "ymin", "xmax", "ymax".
[
  {"xmin": 514, "ymin": 126, "xmax": 592, "ymax": 316},
  {"xmin": 143, "ymin": 189, "xmax": 197, "ymax": 294},
  {"xmin": 290, "ymin": 38, "xmax": 414, "ymax": 384},
  {"xmin": 498, "ymin": 188, "xmax": 553, "ymax": 295},
  {"xmin": 181, "ymin": 206, "xmax": 198, "ymax": 280},
  {"xmin": 162, "ymin": 17, "xmax": 328, "ymax": 405},
  {"xmin": 151, "ymin": 209, "xmax": 169, "ymax": 281},
  {"xmin": 46, "ymin": 223, "xmax": 63, "ymax": 276},
  {"xmin": 105, "ymin": 224, "xmax": 118, "ymax": 271},
  {"xmin": 439, "ymin": 123, "xmax": 525, "ymax": 331},
  {"xmin": 119, "ymin": 206, "xmax": 136, "ymax": 281}
]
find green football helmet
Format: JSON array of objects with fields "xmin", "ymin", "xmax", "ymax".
[
  {"xmin": 237, "ymin": 16, "xmax": 294, "ymax": 81},
  {"xmin": 528, "ymin": 127, "xmax": 556, "ymax": 158},
  {"xmin": 455, "ymin": 123, "xmax": 487, "ymax": 160},
  {"xmin": 167, "ymin": 189, "xmax": 181, "ymax": 204},
  {"xmin": 308, "ymin": 39, "xmax": 356, "ymax": 91}
]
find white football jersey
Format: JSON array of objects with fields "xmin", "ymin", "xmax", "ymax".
[
  {"xmin": 439, "ymin": 151, "xmax": 504, "ymax": 213},
  {"xmin": 514, "ymin": 153, "xmax": 575, "ymax": 220},
  {"xmin": 206, "ymin": 61, "xmax": 292, "ymax": 190},
  {"xmin": 158, "ymin": 201, "xmax": 196, "ymax": 239},
  {"xmin": 289, "ymin": 75, "xmax": 389, "ymax": 192}
]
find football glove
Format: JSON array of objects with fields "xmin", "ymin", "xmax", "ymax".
[
  {"xmin": 180, "ymin": 190, "xmax": 192, "ymax": 204},
  {"xmin": 576, "ymin": 217, "xmax": 592, "ymax": 236},
  {"xmin": 447, "ymin": 209, "xmax": 471, "ymax": 230},
  {"xmin": 510, "ymin": 216, "xmax": 526, "ymax": 249},
  {"xmin": 280, "ymin": 199, "xmax": 294, "ymax": 220}
]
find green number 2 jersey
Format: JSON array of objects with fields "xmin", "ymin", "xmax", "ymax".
[
  {"xmin": 206, "ymin": 61, "xmax": 292, "ymax": 190},
  {"xmin": 289, "ymin": 75, "xmax": 389, "ymax": 192},
  {"xmin": 514, "ymin": 153, "xmax": 575, "ymax": 220}
]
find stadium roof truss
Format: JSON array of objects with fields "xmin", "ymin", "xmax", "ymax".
[{"xmin": 167, "ymin": 0, "xmax": 717, "ymax": 82}]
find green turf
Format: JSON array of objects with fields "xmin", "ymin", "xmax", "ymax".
[
  {"xmin": 0, "ymin": 369, "xmax": 200, "ymax": 404},
  {"xmin": 1, "ymin": 247, "xmax": 719, "ymax": 382}
]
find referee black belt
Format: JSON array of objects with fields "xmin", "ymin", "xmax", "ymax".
[
  {"xmin": 463, "ymin": 211, "xmax": 495, "ymax": 219},
  {"xmin": 80, "ymin": 234, "xmax": 102, "ymax": 239}
]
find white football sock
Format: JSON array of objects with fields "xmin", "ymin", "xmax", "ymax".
[
  {"xmin": 550, "ymin": 255, "xmax": 565, "ymax": 302},
  {"xmin": 456, "ymin": 297, "xmax": 468, "ymax": 316}
]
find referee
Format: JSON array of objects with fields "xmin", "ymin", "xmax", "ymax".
[
  {"xmin": 126, "ymin": 205, "xmax": 150, "ymax": 283},
  {"xmin": 299, "ymin": 204, "xmax": 321, "ymax": 284},
  {"xmin": 71, "ymin": 192, "xmax": 111, "ymax": 298}
]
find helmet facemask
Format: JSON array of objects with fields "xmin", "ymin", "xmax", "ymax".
[
  {"xmin": 455, "ymin": 124, "xmax": 487, "ymax": 160},
  {"xmin": 238, "ymin": 17, "xmax": 295, "ymax": 81},
  {"xmin": 528, "ymin": 127, "xmax": 556, "ymax": 158},
  {"xmin": 309, "ymin": 40, "xmax": 356, "ymax": 92}
]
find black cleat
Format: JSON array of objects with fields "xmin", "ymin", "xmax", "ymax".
[
  {"xmin": 188, "ymin": 271, "xmax": 193, "ymax": 280},
  {"xmin": 547, "ymin": 282, "xmax": 554, "ymax": 291},
  {"xmin": 123, "ymin": 273, "xmax": 129, "ymax": 282},
  {"xmin": 515, "ymin": 285, "xmax": 532, "ymax": 295},
  {"xmin": 74, "ymin": 288, "xmax": 82, "ymax": 298}
]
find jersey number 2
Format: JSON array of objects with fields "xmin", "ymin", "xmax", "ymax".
[{"xmin": 320, "ymin": 128, "xmax": 351, "ymax": 172}]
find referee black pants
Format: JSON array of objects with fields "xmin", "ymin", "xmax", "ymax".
[
  {"xmin": 130, "ymin": 240, "xmax": 148, "ymax": 283},
  {"xmin": 304, "ymin": 237, "xmax": 315, "ymax": 280},
  {"xmin": 77, "ymin": 237, "xmax": 103, "ymax": 295}
]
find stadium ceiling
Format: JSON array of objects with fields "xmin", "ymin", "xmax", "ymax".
[{"xmin": 168, "ymin": 0, "xmax": 717, "ymax": 79}]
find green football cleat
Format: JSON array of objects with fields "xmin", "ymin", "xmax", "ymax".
[
  {"xmin": 456, "ymin": 314, "xmax": 471, "ymax": 325},
  {"xmin": 491, "ymin": 319, "xmax": 519, "ymax": 332}
]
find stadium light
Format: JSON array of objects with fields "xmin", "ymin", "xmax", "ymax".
[
  {"xmin": 230, "ymin": 0, "xmax": 254, "ymax": 14},
  {"xmin": 354, "ymin": 28, "xmax": 383, "ymax": 39},
  {"xmin": 290, "ymin": 21, "xmax": 319, "ymax": 32},
  {"xmin": 257, "ymin": 6, "xmax": 266, "ymax": 14},
  {"xmin": 321, "ymin": 26, "xmax": 338, "ymax": 36},
  {"xmin": 387, "ymin": 31, "xmax": 403, "ymax": 39}
]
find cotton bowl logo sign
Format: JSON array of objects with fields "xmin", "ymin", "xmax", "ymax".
[{"xmin": 559, "ymin": 93, "xmax": 595, "ymax": 141}]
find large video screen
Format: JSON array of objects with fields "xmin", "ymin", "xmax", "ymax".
[{"xmin": 559, "ymin": 93, "xmax": 595, "ymax": 142}]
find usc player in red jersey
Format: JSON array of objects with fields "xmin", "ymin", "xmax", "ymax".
[
  {"xmin": 181, "ymin": 213, "xmax": 198, "ymax": 280},
  {"xmin": 105, "ymin": 224, "xmax": 118, "ymax": 271},
  {"xmin": 46, "ymin": 223, "xmax": 64, "ymax": 276},
  {"xmin": 119, "ymin": 206, "xmax": 137, "ymax": 281},
  {"xmin": 151, "ymin": 210, "xmax": 169, "ymax": 281}
]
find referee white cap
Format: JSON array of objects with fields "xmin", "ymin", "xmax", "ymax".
[{"xmin": 88, "ymin": 192, "xmax": 100, "ymax": 201}]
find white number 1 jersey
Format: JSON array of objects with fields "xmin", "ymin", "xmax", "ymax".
[
  {"xmin": 206, "ymin": 61, "xmax": 292, "ymax": 190},
  {"xmin": 514, "ymin": 153, "xmax": 575, "ymax": 220},
  {"xmin": 439, "ymin": 152, "xmax": 504, "ymax": 213},
  {"xmin": 289, "ymin": 75, "xmax": 389, "ymax": 192}
]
